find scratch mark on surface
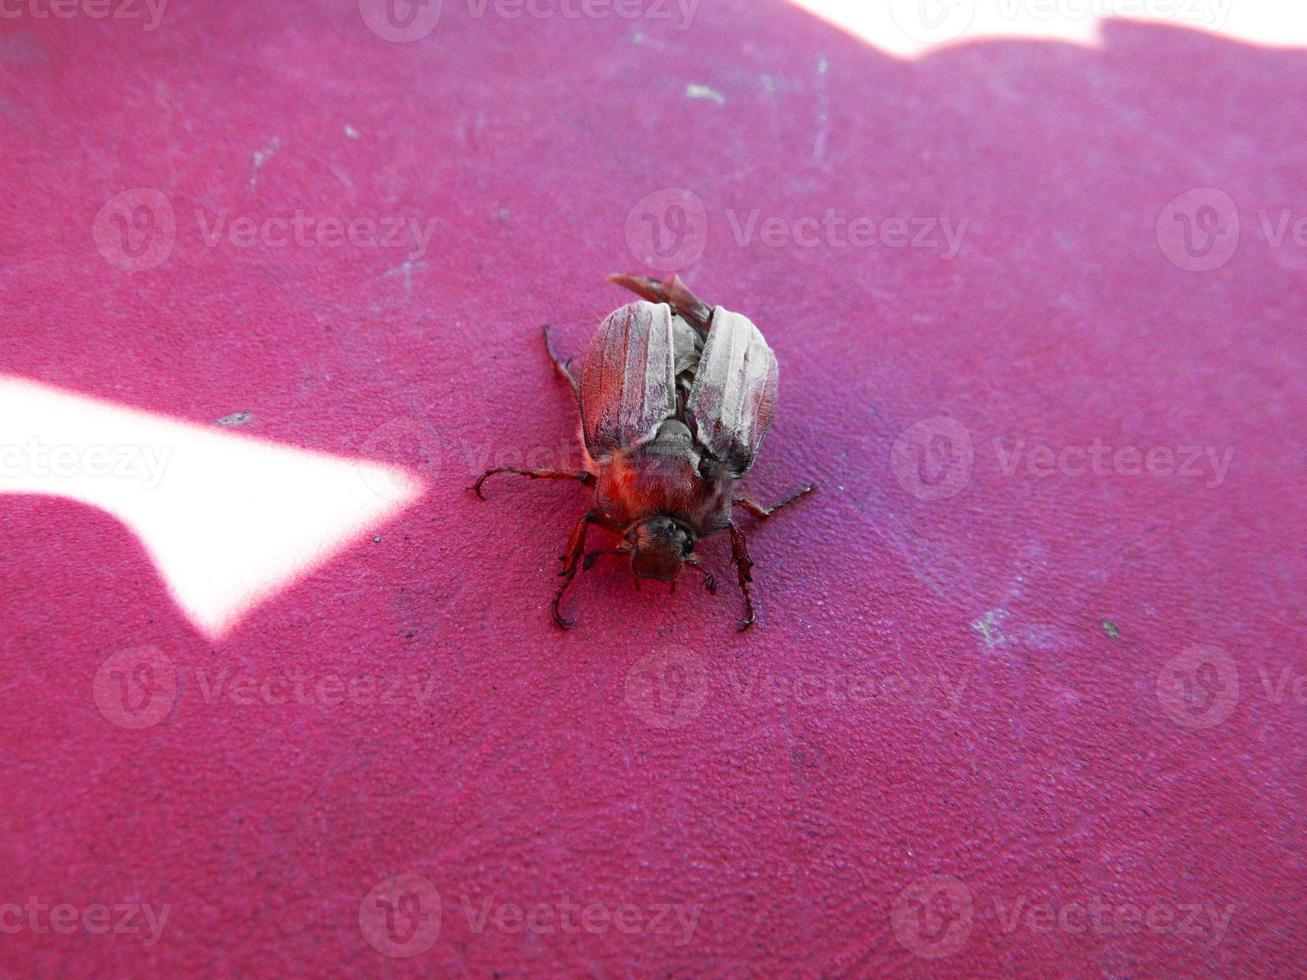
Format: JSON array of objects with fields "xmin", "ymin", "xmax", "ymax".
[
  {"xmin": 329, "ymin": 163, "xmax": 356, "ymax": 200},
  {"xmin": 385, "ymin": 258, "xmax": 425, "ymax": 297},
  {"xmin": 813, "ymin": 56, "xmax": 830, "ymax": 165}
]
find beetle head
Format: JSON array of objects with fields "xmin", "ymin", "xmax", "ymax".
[{"xmin": 628, "ymin": 516, "xmax": 695, "ymax": 583}]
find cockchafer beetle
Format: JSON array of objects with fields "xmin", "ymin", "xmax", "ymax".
[{"xmin": 472, "ymin": 274, "xmax": 815, "ymax": 630}]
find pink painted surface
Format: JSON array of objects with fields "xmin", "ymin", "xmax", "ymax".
[{"xmin": 1, "ymin": 1, "xmax": 1305, "ymax": 975}]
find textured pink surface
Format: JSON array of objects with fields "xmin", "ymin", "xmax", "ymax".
[{"xmin": 2, "ymin": 1, "xmax": 1306, "ymax": 975}]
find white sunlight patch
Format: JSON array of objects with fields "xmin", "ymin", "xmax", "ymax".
[
  {"xmin": 0, "ymin": 376, "xmax": 424, "ymax": 640},
  {"xmin": 786, "ymin": 0, "xmax": 1306, "ymax": 58}
]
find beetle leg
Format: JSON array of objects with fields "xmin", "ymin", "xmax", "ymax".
[
  {"xmin": 606, "ymin": 273, "xmax": 713, "ymax": 336},
  {"xmin": 582, "ymin": 547, "xmax": 627, "ymax": 571},
  {"xmin": 685, "ymin": 561, "xmax": 718, "ymax": 595},
  {"xmin": 733, "ymin": 483, "xmax": 818, "ymax": 520},
  {"xmin": 727, "ymin": 521, "xmax": 757, "ymax": 631},
  {"xmin": 471, "ymin": 467, "xmax": 594, "ymax": 500},
  {"xmin": 542, "ymin": 324, "xmax": 580, "ymax": 394},
  {"xmin": 553, "ymin": 511, "xmax": 597, "ymax": 630}
]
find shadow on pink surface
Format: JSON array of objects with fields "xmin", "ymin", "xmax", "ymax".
[{"xmin": 0, "ymin": 1, "xmax": 1304, "ymax": 975}]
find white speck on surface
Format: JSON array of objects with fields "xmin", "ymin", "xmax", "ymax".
[
  {"xmin": 217, "ymin": 412, "xmax": 252, "ymax": 427},
  {"xmin": 972, "ymin": 608, "xmax": 1009, "ymax": 650},
  {"xmin": 250, "ymin": 137, "xmax": 282, "ymax": 187},
  {"xmin": 344, "ymin": 125, "xmax": 359, "ymax": 140},
  {"xmin": 685, "ymin": 83, "xmax": 725, "ymax": 105}
]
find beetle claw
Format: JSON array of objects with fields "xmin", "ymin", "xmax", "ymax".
[{"xmin": 553, "ymin": 612, "xmax": 575, "ymax": 630}]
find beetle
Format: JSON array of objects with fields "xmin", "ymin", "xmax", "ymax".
[{"xmin": 471, "ymin": 274, "xmax": 815, "ymax": 630}]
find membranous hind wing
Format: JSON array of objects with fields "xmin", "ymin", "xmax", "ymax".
[
  {"xmin": 580, "ymin": 301, "xmax": 679, "ymax": 459},
  {"xmin": 686, "ymin": 307, "xmax": 779, "ymax": 477}
]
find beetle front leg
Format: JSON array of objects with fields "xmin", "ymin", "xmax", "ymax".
[
  {"xmin": 553, "ymin": 511, "xmax": 598, "ymax": 630},
  {"xmin": 727, "ymin": 522, "xmax": 756, "ymax": 631},
  {"xmin": 471, "ymin": 467, "xmax": 594, "ymax": 500},
  {"xmin": 733, "ymin": 483, "xmax": 817, "ymax": 520},
  {"xmin": 542, "ymin": 324, "xmax": 580, "ymax": 394},
  {"xmin": 685, "ymin": 561, "xmax": 718, "ymax": 595}
]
